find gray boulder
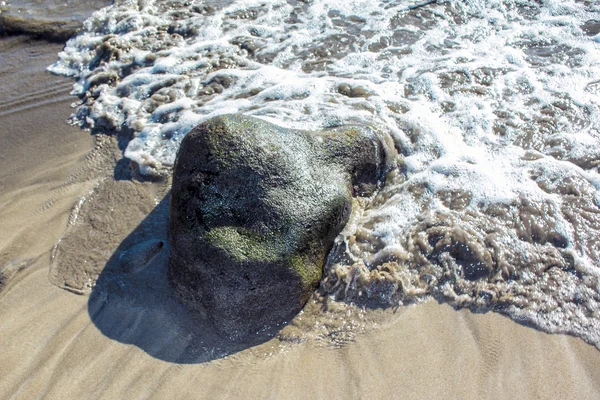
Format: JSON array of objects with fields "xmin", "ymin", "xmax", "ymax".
[{"xmin": 168, "ymin": 114, "xmax": 385, "ymax": 340}]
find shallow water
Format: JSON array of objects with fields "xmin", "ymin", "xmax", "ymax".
[
  {"xmin": 0, "ymin": 0, "xmax": 110, "ymax": 22},
  {"xmin": 0, "ymin": 0, "xmax": 113, "ymax": 41},
  {"xmin": 44, "ymin": 0, "xmax": 600, "ymax": 350}
]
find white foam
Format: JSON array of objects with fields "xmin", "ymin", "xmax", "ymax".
[{"xmin": 50, "ymin": 0, "xmax": 600, "ymax": 347}]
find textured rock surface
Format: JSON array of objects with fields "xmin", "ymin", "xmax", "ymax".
[{"xmin": 168, "ymin": 114, "xmax": 385, "ymax": 340}]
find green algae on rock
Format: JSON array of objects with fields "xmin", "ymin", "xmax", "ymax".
[{"xmin": 168, "ymin": 114, "xmax": 386, "ymax": 340}]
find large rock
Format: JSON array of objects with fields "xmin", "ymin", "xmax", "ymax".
[{"xmin": 168, "ymin": 114, "xmax": 385, "ymax": 340}]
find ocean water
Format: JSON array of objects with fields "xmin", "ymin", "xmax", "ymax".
[
  {"xmin": 0, "ymin": 0, "xmax": 112, "ymax": 40},
  {"xmin": 47, "ymin": 0, "xmax": 600, "ymax": 348},
  {"xmin": 0, "ymin": 0, "xmax": 110, "ymax": 22}
]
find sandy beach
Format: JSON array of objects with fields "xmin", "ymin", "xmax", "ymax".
[{"xmin": 2, "ymin": 31, "xmax": 600, "ymax": 400}]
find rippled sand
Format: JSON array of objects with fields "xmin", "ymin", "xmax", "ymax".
[{"xmin": 2, "ymin": 35, "xmax": 600, "ymax": 399}]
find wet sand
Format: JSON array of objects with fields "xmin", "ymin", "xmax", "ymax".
[{"xmin": 2, "ymin": 35, "xmax": 600, "ymax": 399}]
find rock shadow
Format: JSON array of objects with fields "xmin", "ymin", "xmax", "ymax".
[{"xmin": 87, "ymin": 193, "xmax": 277, "ymax": 364}]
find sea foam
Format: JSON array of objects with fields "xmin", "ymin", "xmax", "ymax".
[{"xmin": 50, "ymin": 0, "xmax": 600, "ymax": 348}]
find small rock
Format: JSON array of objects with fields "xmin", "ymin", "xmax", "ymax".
[
  {"xmin": 168, "ymin": 114, "xmax": 386, "ymax": 340},
  {"xmin": 120, "ymin": 239, "xmax": 165, "ymax": 274}
]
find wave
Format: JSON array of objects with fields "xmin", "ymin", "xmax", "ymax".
[{"xmin": 0, "ymin": 14, "xmax": 80, "ymax": 42}]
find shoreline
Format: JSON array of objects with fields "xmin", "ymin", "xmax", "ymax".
[{"xmin": 1, "ymin": 35, "xmax": 600, "ymax": 399}]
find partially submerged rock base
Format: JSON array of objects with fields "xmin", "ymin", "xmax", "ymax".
[{"xmin": 168, "ymin": 114, "xmax": 386, "ymax": 340}]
